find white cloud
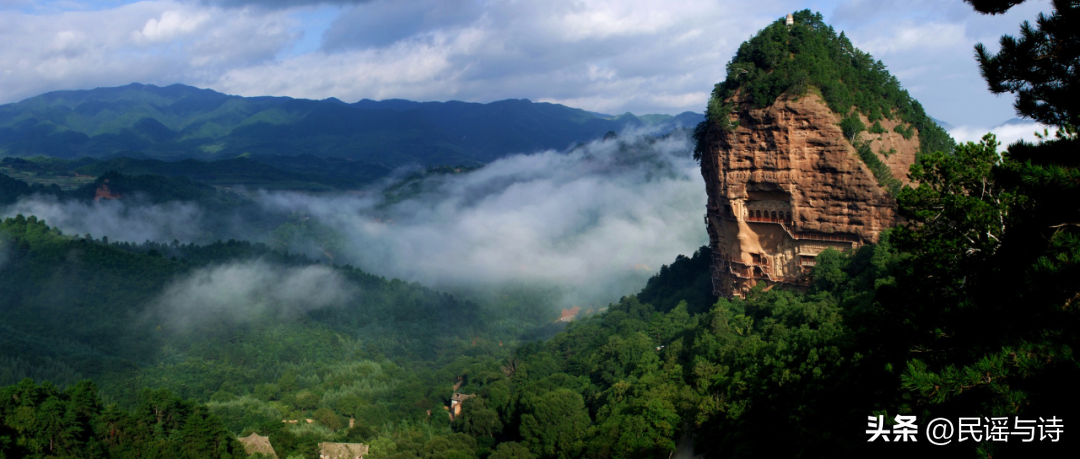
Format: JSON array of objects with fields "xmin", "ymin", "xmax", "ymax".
[
  {"xmin": 0, "ymin": 1, "xmax": 297, "ymax": 103},
  {"xmin": 949, "ymin": 121, "xmax": 1055, "ymax": 146},
  {"xmin": 152, "ymin": 260, "xmax": 356, "ymax": 331},
  {"xmin": 133, "ymin": 9, "xmax": 211, "ymax": 43},
  {"xmin": 0, "ymin": 131, "xmax": 707, "ymax": 308},
  {"xmin": 0, "ymin": 0, "xmax": 1060, "ymax": 131},
  {"xmin": 255, "ymin": 130, "xmax": 708, "ymax": 307},
  {"xmin": 1, "ymin": 195, "xmax": 209, "ymax": 243},
  {"xmin": 829, "ymin": 0, "xmax": 1054, "ymax": 128}
]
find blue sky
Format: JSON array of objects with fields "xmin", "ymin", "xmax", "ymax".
[{"xmin": 0, "ymin": 0, "xmax": 1054, "ymax": 139}]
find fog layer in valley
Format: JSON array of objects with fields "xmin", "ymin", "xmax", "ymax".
[
  {"xmin": 2, "ymin": 131, "xmax": 709, "ymax": 309},
  {"xmin": 3, "ymin": 196, "xmax": 209, "ymax": 243},
  {"xmin": 263, "ymin": 131, "xmax": 709, "ymax": 306},
  {"xmin": 150, "ymin": 261, "xmax": 357, "ymax": 332}
]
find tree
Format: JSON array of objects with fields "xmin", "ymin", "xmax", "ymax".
[
  {"xmin": 881, "ymin": 3, "xmax": 1080, "ymax": 456},
  {"xmin": 973, "ymin": 0, "xmax": 1080, "ymax": 127},
  {"xmin": 518, "ymin": 389, "xmax": 590, "ymax": 459},
  {"xmin": 454, "ymin": 398, "xmax": 502, "ymax": 438},
  {"xmin": 487, "ymin": 442, "xmax": 536, "ymax": 459}
]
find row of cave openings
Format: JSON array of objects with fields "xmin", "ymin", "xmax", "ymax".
[{"xmin": 723, "ymin": 205, "xmax": 793, "ymax": 223}]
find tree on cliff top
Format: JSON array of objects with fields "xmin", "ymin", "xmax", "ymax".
[
  {"xmin": 971, "ymin": 0, "xmax": 1079, "ymax": 128},
  {"xmin": 693, "ymin": 10, "xmax": 954, "ymax": 161}
]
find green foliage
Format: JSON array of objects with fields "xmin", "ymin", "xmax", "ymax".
[
  {"xmin": 488, "ymin": 441, "xmax": 535, "ymax": 459},
  {"xmin": 854, "ymin": 140, "xmax": 902, "ymax": 195},
  {"xmin": 454, "ymin": 398, "xmax": 503, "ymax": 438},
  {"xmin": 636, "ymin": 246, "xmax": 716, "ymax": 314},
  {"xmin": 839, "ymin": 113, "xmax": 866, "ymax": 141},
  {"xmin": 893, "ymin": 123, "xmax": 915, "ymax": 140},
  {"xmin": 693, "ymin": 9, "xmax": 954, "ymax": 164},
  {"xmin": 868, "ymin": 120, "xmax": 886, "ymax": 134},
  {"xmin": 895, "ymin": 135, "xmax": 1011, "ymax": 270},
  {"xmin": 0, "ymin": 172, "xmax": 62, "ymax": 206},
  {"xmin": 0, "ymin": 379, "xmax": 243, "ymax": 458},
  {"xmin": 974, "ymin": 0, "xmax": 1080, "ymax": 127},
  {"xmin": 518, "ymin": 389, "xmax": 590, "ymax": 459}
]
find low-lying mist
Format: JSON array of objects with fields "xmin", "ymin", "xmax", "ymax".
[
  {"xmin": 2, "ymin": 195, "xmax": 209, "ymax": 243},
  {"xmin": 260, "ymin": 131, "xmax": 708, "ymax": 307},
  {"xmin": 150, "ymin": 261, "xmax": 357, "ymax": 332},
  {"xmin": 2, "ymin": 131, "xmax": 708, "ymax": 310}
]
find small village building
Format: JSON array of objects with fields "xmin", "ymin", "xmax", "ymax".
[
  {"xmin": 238, "ymin": 433, "xmax": 278, "ymax": 458},
  {"xmin": 556, "ymin": 306, "xmax": 581, "ymax": 323},
  {"xmin": 318, "ymin": 442, "xmax": 370, "ymax": 459},
  {"xmin": 449, "ymin": 392, "xmax": 476, "ymax": 420}
]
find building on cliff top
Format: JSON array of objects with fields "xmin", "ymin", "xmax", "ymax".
[{"xmin": 700, "ymin": 93, "xmax": 918, "ymax": 298}]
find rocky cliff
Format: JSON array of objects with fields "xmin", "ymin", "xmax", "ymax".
[
  {"xmin": 700, "ymin": 91, "xmax": 919, "ymax": 297},
  {"xmin": 695, "ymin": 10, "xmax": 953, "ymax": 298}
]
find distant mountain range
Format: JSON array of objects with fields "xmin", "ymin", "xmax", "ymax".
[
  {"xmin": 931, "ymin": 117, "xmax": 954, "ymax": 131},
  {"xmin": 0, "ymin": 83, "xmax": 702, "ymax": 167}
]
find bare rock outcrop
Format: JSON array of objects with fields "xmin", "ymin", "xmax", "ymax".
[{"xmin": 700, "ymin": 92, "xmax": 918, "ymax": 297}]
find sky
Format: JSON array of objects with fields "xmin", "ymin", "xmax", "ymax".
[{"xmin": 0, "ymin": 0, "xmax": 1053, "ymax": 134}]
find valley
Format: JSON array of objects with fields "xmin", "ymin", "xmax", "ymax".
[{"xmin": 1, "ymin": 2, "xmax": 1077, "ymax": 458}]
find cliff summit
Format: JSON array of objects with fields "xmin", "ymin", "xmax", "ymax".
[{"xmin": 696, "ymin": 10, "xmax": 954, "ymax": 297}]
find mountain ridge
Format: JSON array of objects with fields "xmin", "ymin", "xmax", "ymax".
[{"xmin": 0, "ymin": 83, "xmax": 703, "ymax": 167}]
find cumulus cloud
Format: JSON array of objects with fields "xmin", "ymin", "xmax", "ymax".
[
  {"xmin": 132, "ymin": 9, "xmax": 212, "ymax": 43},
  {"xmin": 0, "ymin": 0, "xmax": 297, "ymax": 104},
  {"xmin": 152, "ymin": 260, "xmax": 356, "ymax": 331},
  {"xmin": 215, "ymin": 0, "xmax": 780, "ymax": 115},
  {"xmin": 1, "ymin": 195, "xmax": 209, "ymax": 243},
  {"xmin": 0, "ymin": 0, "xmax": 1055, "ymax": 125},
  {"xmin": 256, "ymin": 130, "xmax": 708, "ymax": 306}
]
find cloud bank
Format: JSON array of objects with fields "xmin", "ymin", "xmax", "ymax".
[
  {"xmin": 153, "ymin": 260, "xmax": 356, "ymax": 331},
  {"xmin": 949, "ymin": 121, "xmax": 1056, "ymax": 147},
  {"xmin": 258, "ymin": 130, "xmax": 708, "ymax": 306},
  {"xmin": 1, "ymin": 196, "xmax": 209, "ymax": 243},
  {"xmin": 1, "ymin": 130, "xmax": 707, "ymax": 308}
]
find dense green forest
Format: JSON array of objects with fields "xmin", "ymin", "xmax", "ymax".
[
  {"xmin": 0, "ymin": 212, "xmax": 563, "ymax": 457},
  {"xmin": 2, "ymin": 1, "xmax": 1077, "ymax": 458},
  {"xmin": 2, "ymin": 153, "xmax": 393, "ymax": 192}
]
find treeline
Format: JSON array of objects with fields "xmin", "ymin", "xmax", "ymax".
[
  {"xmin": 1, "ymin": 167, "xmax": 245, "ymax": 209},
  {"xmin": 0, "ymin": 379, "xmax": 242, "ymax": 458}
]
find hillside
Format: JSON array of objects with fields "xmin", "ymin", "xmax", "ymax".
[
  {"xmin": 0, "ymin": 83, "xmax": 700, "ymax": 167},
  {"xmin": 694, "ymin": 10, "xmax": 953, "ymax": 165}
]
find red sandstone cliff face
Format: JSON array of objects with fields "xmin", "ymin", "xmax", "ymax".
[{"xmin": 700, "ymin": 92, "xmax": 919, "ymax": 297}]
